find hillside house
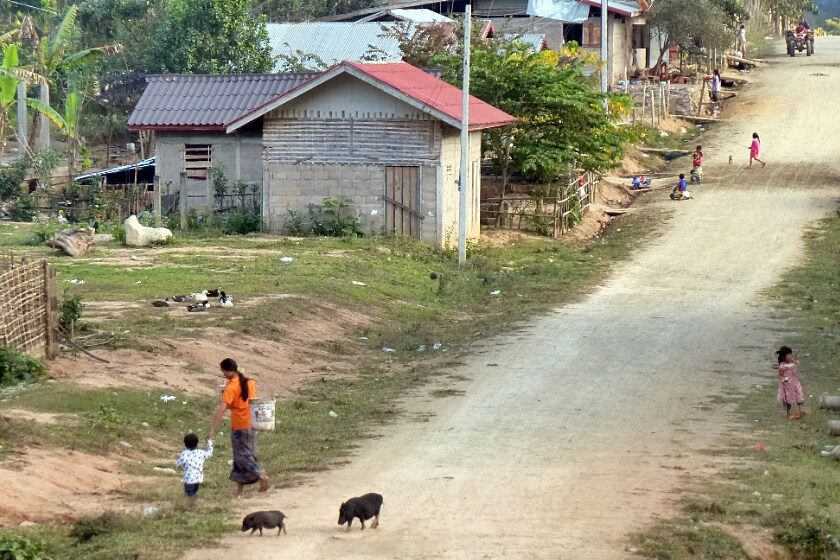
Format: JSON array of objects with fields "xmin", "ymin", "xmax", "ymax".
[{"xmin": 127, "ymin": 62, "xmax": 514, "ymax": 247}]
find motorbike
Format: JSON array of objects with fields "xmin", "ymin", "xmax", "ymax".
[{"xmin": 786, "ymin": 28, "xmax": 814, "ymax": 57}]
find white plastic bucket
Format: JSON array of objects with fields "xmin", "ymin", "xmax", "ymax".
[{"xmin": 250, "ymin": 398, "xmax": 276, "ymax": 431}]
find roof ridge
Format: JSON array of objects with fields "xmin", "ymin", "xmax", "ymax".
[{"xmin": 146, "ymin": 72, "xmax": 317, "ymax": 80}]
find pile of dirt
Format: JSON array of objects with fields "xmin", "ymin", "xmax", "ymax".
[{"xmin": 565, "ymin": 179, "xmax": 635, "ymax": 242}]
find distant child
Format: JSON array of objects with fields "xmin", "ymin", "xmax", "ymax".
[
  {"xmin": 631, "ymin": 175, "xmax": 652, "ymax": 190},
  {"xmin": 177, "ymin": 433, "xmax": 213, "ymax": 498},
  {"xmin": 670, "ymin": 173, "xmax": 691, "ymax": 200},
  {"xmin": 691, "ymin": 145, "xmax": 703, "ymax": 183},
  {"xmin": 748, "ymin": 132, "xmax": 766, "ymax": 168},
  {"xmin": 776, "ymin": 346, "xmax": 807, "ymax": 420}
]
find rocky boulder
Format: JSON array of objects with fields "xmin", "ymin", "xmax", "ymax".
[
  {"xmin": 124, "ymin": 215, "xmax": 173, "ymax": 247},
  {"xmin": 47, "ymin": 227, "xmax": 95, "ymax": 257}
]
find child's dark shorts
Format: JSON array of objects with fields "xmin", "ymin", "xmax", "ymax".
[{"xmin": 184, "ymin": 483, "xmax": 200, "ymax": 497}]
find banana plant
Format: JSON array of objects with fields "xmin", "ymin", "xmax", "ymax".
[{"xmin": 0, "ymin": 44, "xmax": 47, "ymax": 156}]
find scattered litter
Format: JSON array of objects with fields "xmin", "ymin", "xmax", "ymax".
[
  {"xmin": 490, "ymin": 290, "xmax": 501, "ymax": 296},
  {"xmin": 153, "ymin": 467, "xmax": 178, "ymax": 475},
  {"xmin": 750, "ymin": 443, "xmax": 766, "ymax": 451},
  {"xmin": 279, "ymin": 256, "xmax": 294, "ymax": 263},
  {"xmin": 351, "ymin": 281, "xmax": 367, "ymax": 286},
  {"xmin": 432, "ymin": 342, "xmax": 442, "ymax": 351},
  {"xmin": 141, "ymin": 422, "xmax": 150, "ymax": 427},
  {"xmin": 181, "ymin": 401, "xmax": 187, "ymax": 405},
  {"xmin": 358, "ymin": 336, "xmax": 369, "ymax": 341},
  {"xmin": 160, "ymin": 394, "xmax": 176, "ymax": 403},
  {"xmin": 227, "ymin": 459, "xmax": 233, "ymax": 465},
  {"xmin": 130, "ymin": 256, "xmax": 140, "ymax": 261},
  {"xmin": 142, "ymin": 506, "xmax": 158, "ymax": 517},
  {"xmin": 417, "ymin": 345, "xmax": 426, "ymax": 352},
  {"xmin": 119, "ymin": 441, "xmax": 133, "ymax": 448},
  {"xmin": 771, "ymin": 494, "xmax": 783, "ymax": 499},
  {"xmin": 763, "ymin": 470, "xmax": 769, "ymax": 476},
  {"xmin": 66, "ymin": 279, "xmax": 86, "ymax": 284},
  {"xmin": 752, "ymin": 491, "xmax": 761, "ymax": 496},
  {"xmin": 134, "ymin": 280, "xmax": 142, "ymax": 284},
  {"xmin": 328, "ymin": 410, "xmax": 338, "ymax": 418},
  {"xmin": 382, "ymin": 347, "xmax": 396, "ymax": 353}
]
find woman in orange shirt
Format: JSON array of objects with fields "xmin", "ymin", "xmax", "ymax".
[{"xmin": 208, "ymin": 358, "xmax": 270, "ymax": 496}]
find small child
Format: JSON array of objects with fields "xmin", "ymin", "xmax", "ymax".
[
  {"xmin": 177, "ymin": 433, "xmax": 213, "ymax": 498},
  {"xmin": 776, "ymin": 346, "xmax": 807, "ymax": 420},
  {"xmin": 691, "ymin": 145, "xmax": 703, "ymax": 184},
  {"xmin": 670, "ymin": 173, "xmax": 691, "ymax": 200}
]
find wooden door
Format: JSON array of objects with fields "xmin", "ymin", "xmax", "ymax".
[{"xmin": 385, "ymin": 166, "xmax": 422, "ymax": 238}]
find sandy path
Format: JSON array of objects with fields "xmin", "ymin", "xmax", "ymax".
[{"xmin": 186, "ymin": 40, "xmax": 840, "ymax": 559}]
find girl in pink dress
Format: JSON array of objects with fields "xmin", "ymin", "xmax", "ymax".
[
  {"xmin": 776, "ymin": 346, "xmax": 806, "ymax": 419},
  {"xmin": 748, "ymin": 132, "xmax": 766, "ymax": 168}
]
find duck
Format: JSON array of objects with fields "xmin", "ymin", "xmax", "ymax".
[
  {"xmin": 189, "ymin": 291, "xmax": 209, "ymax": 302},
  {"xmin": 187, "ymin": 301, "xmax": 210, "ymax": 312},
  {"xmin": 168, "ymin": 295, "xmax": 187, "ymax": 303},
  {"xmin": 219, "ymin": 291, "xmax": 233, "ymax": 308},
  {"xmin": 151, "ymin": 300, "xmax": 170, "ymax": 307},
  {"xmin": 206, "ymin": 288, "xmax": 221, "ymax": 298}
]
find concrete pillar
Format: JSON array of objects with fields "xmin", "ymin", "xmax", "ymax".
[
  {"xmin": 37, "ymin": 82, "xmax": 50, "ymax": 151},
  {"xmin": 17, "ymin": 82, "xmax": 28, "ymax": 150}
]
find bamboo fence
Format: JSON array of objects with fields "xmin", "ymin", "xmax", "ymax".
[{"xmin": 0, "ymin": 255, "xmax": 57, "ymax": 359}]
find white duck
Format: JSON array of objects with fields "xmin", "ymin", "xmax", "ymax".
[{"xmin": 189, "ymin": 290, "xmax": 209, "ymax": 302}]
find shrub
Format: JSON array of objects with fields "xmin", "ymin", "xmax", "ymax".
[
  {"xmin": 284, "ymin": 209, "xmax": 305, "ymax": 236},
  {"xmin": 308, "ymin": 197, "xmax": 364, "ymax": 237},
  {"xmin": 59, "ymin": 292, "xmax": 84, "ymax": 336},
  {"xmin": 110, "ymin": 222, "xmax": 126, "ymax": 243},
  {"xmin": 223, "ymin": 210, "xmax": 262, "ymax": 235},
  {"xmin": 9, "ymin": 194, "xmax": 37, "ymax": 222},
  {"xmin": 0, "ymin": 534, "xmax": 51, "ymax": 560},
  {"xmin": 0, "ymin": 160, "xmax": 27, "ymax": 201},
  {"xmin": 0, "ymin": 347, "xmax": 45, "ymax": 386},
  {"xmin": 775, "ymin": 516, "xmax": 840, "ymax": 558},
  {"xmin": 31, "ymin": 220, "xmax": 62, "ymax": 245}
]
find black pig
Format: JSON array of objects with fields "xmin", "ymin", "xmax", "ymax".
[
  {"xmin": 337, "ymin": 493, "xmax": 383, "ymax": 531},
  {"xmin": 241, "ymin": 510, "xmax": 287, "ymax": 536}
]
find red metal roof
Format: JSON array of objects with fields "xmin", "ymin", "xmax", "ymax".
[{"xmin": 346, "ymin": 61, "xmax": 516, "ymax": 130}]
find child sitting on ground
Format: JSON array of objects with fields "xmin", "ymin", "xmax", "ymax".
[
  {"xmin": 177, "ymin": 433, "xmax": 213, "ymax": 498},
  {"xmin": 670, "ymin": 173, "xmax": 691, "ymax": 200}
]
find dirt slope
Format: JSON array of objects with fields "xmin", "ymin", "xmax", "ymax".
[{"xmin": 186, "ymin": 41, "xmax": 840, "ymax": 559}]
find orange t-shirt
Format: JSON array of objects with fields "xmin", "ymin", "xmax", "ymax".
[{"xmin": 222, "ymin": 377, "xmax": 257, "ymax": 430}]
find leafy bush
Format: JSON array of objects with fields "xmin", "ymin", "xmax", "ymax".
[
  {"xmin": 31, "ymin": 220, "xmax": 63, "ymax": 245},
  {"xmin": 110, "ymin": 222, "xmax": 126, "ymax": 243},
  {"xmin": 308, "ymin": 197, "xmax": 364, "ymax": 237},
  {"xmin": 284, "ymin": 209, "xmax": 306, "ymax": 236},
  {"xmin": 9, "ymin": 194, "xmax": 37, "ymax": 222},
  {"xmin": 0, "ymin": 160, "xmax": 27, "ymax": 201},
  {"xmin": 59, "ymin": 292, "xmax": 84, "ymax": 335},
  {"xmin": 0, "ymin": 347, "xmax": 45, "ymax": 386},
  {"xmin": 0, "ymin": 534, "xmax": 51, "ymax": 560},
  {"xmin": 223, "ymin": 210, "xmax": 262, "ymax": 235}
]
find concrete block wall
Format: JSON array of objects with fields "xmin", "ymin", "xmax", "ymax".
[{"xmin": 265, "ymin": 163, "xmax": 438, "ymax": 244}]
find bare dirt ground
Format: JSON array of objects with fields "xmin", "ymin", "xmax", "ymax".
[{"xmin": 185, "ymin": 40, "xmax": 840, "ymax": 559}]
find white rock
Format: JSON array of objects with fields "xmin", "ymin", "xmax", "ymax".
[{"xmin": 124, "ymin": 215, "xmax": 172, "ymax": 247}]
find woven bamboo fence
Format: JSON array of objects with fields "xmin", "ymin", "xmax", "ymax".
[{"xmin": 0, "ymin": 255, "xmax": 58, "ymax": 359}]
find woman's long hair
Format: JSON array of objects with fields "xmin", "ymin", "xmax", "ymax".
[{"xmin": 220, "ymin": 358, "xmax": 249, "ymax": 401}]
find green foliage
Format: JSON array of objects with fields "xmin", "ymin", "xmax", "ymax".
[
  {"xmin": 222, "ymin": 210, "xmax": 262, "ymax": 235},
  {"xmin": 284, "ymin": 208, "xmax": 306, "ymax": 236},
  {"xmin": 152, "ymin": 0, "xmax": 273, "ymax": 73},
  {"xmin": 211, "ymin": 164, "xmax": 228, "ymax": 209},
  {"xmin": 308, "ymin": 197, "xmax": 364, "ymax": 237},
  {"xmin": 826, "ymin": 16, "xmax": 840, "ymax": 32},
  {"xmin": 59, "ymin": 292, "xmax": 84, "ymax": 335},
  {"xmin": 647, "ymin": 0, "xmax": 735, "ymax": 63},
  {"xmin": 274, "ymin": 44, "xmax": 328, "ymax": 72},
  {"xmin": 31, "ymin": 220, "xmax": 62, "ymax": 244},
  {"xmin": 435, "ymin": 41, "xmax": 625, "ymax": 189},
  {"xmin": 69, "ymin": 513, "xmax": 127, "ymax": 544},
  {"xmin": 0, "ymin": 347, "xmax": 45, "ymax": 387},
  {"xmin": 0, "ymin": 159, "xmax": 27, "ymax": 201},
  {"xmin": 26, "ymin": 150, "xmax": 61, "ymax": 183},
  {"xmin": 775, "ymin": 515, "xmax": 840, "ymax": 558},
  {"xmin": 9, "ymin": 194, "xmax": 37, "ymax": 222}
]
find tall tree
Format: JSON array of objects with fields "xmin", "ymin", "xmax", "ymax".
[{"xmin": 152, "ymin": 0, "xmax": 273, "ymax": 74}]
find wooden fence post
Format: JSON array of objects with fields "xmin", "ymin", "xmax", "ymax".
[
  {"xmin": 43, "ymin": 261, "xmax": 57, "ymax": 360},
  {"xmin": 153, "ymin": 175, "xmax": 162, "ymax": 226},
  {"xmin": 180, "ymin": 172, "xmax": 188, "ymax": 230}
]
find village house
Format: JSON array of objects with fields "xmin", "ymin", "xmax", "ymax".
[
  {"xmin": 127, "ymin": 61, "xmax": 515, "ymax": 246},
  {"xmin": 322, "ymin": 0, "xmax": 660, "ymax": 84}
]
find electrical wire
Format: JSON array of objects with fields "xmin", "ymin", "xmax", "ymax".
[{"xmin": 6, "ymin": 0, "xmax": 58, "ymax": 14}]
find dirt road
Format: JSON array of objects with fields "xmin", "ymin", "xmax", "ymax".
[{"xmin": 187, "ymin": 40, "xmax": 840, "ymax": 559}]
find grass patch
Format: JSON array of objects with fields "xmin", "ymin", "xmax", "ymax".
[
  {"xmin": 632, "ymin": 210, "xmax": 840, "ymax": 559},
  {"xmin": 0, "ymin": 205, "xmax": 666, "ymax": 559}
]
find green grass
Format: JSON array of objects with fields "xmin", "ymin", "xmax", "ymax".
[
  {"xmin": 0, "ymin": 207, "xmax": 666, "ymax": 560},
  {"xmin": 632, "ymin": 210, "xmax": 840, "ymax": 560}
]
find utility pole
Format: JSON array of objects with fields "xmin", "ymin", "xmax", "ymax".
[
  {"xmin": 600, "ymin": 0, "xmax": 609, "ymax": 111},
  {"xmin": 458, "ymin": 2, "xmax": 472, "ymax": 266}
]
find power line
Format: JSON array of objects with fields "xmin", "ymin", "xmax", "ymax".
[{"xmin": 6, "ymin": 0, "xmax": 58, "ymax": 14}]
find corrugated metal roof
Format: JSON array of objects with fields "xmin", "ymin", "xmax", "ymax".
[
  {"xmin": 502, "ymin": 33, "xmax": 549, "ymax": 52},
  {"xmin": 75, "ymin": 157, "xmax": 156, "ymax": 181},
  {"xmin": 266, "ymin": 22, "xmax": 409, "ymax": 71},
  {"xmin": 127, "ymin": 73, "xmax": 316, "ymax": 130},
  {"xmin": 359, "ymin": 8, "xmax": 454, "ymax": 22},
  {"xmin": 576, "ymin": 0, "xmax": 642, "ymax": 17},
  {"xmin": 346, "ymin": 61, "xmax": 516, "ymax": 130}
]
